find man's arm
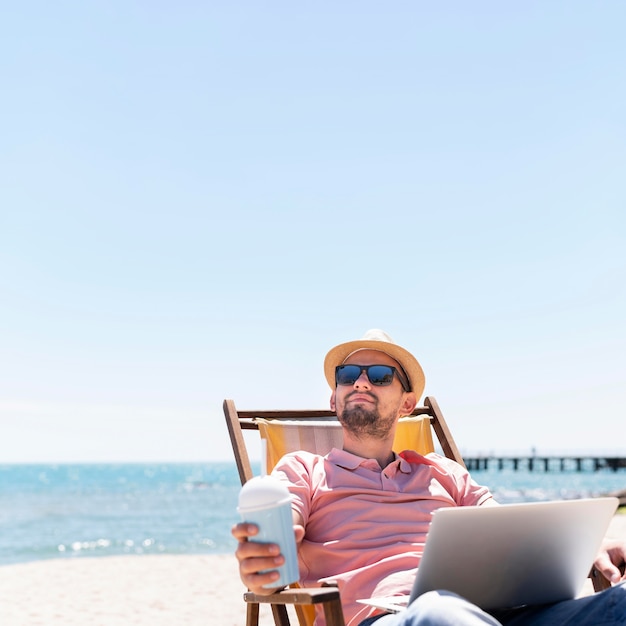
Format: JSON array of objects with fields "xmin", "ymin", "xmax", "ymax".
[{"xmin": 232, "ymin": 511, "xmax": 305, "ymax": 595}]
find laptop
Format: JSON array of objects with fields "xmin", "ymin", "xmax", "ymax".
[{"xmin": 358, "ymin": 497, "xmax": 618, "ymax": 613}]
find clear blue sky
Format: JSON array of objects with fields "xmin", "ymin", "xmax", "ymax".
[{"xmin": 1, "ymin": 2, "xmax": 624, "ymax": 463}]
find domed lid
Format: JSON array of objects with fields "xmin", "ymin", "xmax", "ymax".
[{"xmin": 238, "ymin": 475, "xmax": 291, "ymax": 512}]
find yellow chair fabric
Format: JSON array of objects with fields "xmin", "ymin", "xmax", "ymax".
[{"xmin": 257, "ymin": 415, "xmax": 435, "ymax": 475}]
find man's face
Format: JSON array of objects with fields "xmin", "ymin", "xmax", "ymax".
[{"xmin": 330, "ymin": 349, "xmax": 413, "ymax": 439}]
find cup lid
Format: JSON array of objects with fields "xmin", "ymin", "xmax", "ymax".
[{"xmin": 238, "ymin": 475, "xmax": 291, "ymax": 511}]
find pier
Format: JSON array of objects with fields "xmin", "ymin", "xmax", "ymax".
[{"xmin": 464, "ymin": 455, "xmax": 626, "ymax": 473}]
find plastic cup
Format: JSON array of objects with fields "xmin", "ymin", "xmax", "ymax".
[{"xmin": 238, "ymin": 475, "xmax": 299, "ymax": 588}]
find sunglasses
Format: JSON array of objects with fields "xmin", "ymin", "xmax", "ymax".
[{"xmin": 335, "ymin": 364, "xmax": 410, "ymax": 392}]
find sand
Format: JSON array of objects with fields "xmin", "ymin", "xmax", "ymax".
[
  {"xmin": 1, "ymin": 513, "xmax": 624, "ymax": 626},
  {"xmin": 0, "ymin": 553, "xmax": 275, "ymax": 626}
]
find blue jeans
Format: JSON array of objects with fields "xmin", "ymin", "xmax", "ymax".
[{"xmin": 358, "ymin": 585, "xmax": 626, "ymax": 626}]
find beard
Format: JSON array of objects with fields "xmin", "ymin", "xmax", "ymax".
[{"xmin": 338, "ymin": 394, "xmax": 396, "ymax": 439}]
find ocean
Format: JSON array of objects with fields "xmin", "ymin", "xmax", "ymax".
[{"xmin": 1, "ymin": 462, "xmax": 624, "ymax": 567}]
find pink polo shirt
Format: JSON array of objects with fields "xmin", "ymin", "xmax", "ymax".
[{"xmin": 273, "ymin": 448, "xmax": 493, "ymax": 626}]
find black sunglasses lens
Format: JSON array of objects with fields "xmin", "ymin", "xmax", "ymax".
[
  {"xmin": 367, "ymin": 366, "xmax": 395, "ymax": 385},
  {"xmin": 335, "ymin": 365, "xmax": 396, "ymax": 386},
  {"xmin": 336, "ymin": 365, "xmax": 361, "ymax": 385}
]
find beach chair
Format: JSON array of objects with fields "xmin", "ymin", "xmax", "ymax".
[
  {"xmin": 223, "ymin": 397, "xmax": 613, "ymax": 626},
  {"xmin": 224, "ymin": 396, "xmax": 464, "ymax": 626}
]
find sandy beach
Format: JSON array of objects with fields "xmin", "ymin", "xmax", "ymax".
[
  {"xmin": 1, "ymin": 513, "xmax": 624, "ymax": 626},
  {"xmin": 0, "ymin": 553, "xmax": 277, "ymax": 626}
]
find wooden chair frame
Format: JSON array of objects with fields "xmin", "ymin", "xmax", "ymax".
[{"xmin": 223, "ymin": 396, "xmax": 613, "ymax": 626}]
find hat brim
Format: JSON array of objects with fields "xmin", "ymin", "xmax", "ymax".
[{"xmin": 323, "ymin": 339, "xmax": 425, "ymax": 399}]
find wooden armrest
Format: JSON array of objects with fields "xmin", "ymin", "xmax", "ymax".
[
  {"xmin": 590, "ymin": 566, "xmax": 612, "ymax": 592},
  {"xmin": 244, "ymin": 587, "xmax": 345, "ymax": 626},
  {"xmin": 244, "ymin": 586, "xmax": 340, "ymax": 605}
]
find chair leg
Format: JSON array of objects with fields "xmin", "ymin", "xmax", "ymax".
[
  {"xmin": 271, "ymin": 603, "xmax": 292, "ymax": 626},
  {"xmin": 246, "ymin": 601, "xmax": 260, "ymax": 626},
  {"xmin": 323, "ymin": 596, "xmax": 346, "ymax": 626}
]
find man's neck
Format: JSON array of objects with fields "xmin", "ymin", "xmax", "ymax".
[{"xmin": 341, "ymin": 431, "xmax": 396, "ymax": 469}]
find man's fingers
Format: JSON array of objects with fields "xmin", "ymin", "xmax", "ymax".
[
  {"xmin": 236, "ymin": 540, "xmax": 279, "ymax": 562},
  {"xmin": 240, "ymin": 554, "xmax": 284, "ymax": 576},
  {"xmin": 231, "ymin": 522, "xmax": 259, "ymax": 541},
  {"xmin": 239, "ymin": 554, "xmax": 285, "ymax": 593},
  {"xmin": 232, "ymin": 521, "xmax": 296, "ymax": 595}
]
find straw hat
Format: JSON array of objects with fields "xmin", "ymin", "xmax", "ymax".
[{"xmin": 323, "ymin": 329, "xmax": 425, "ymax": 397}]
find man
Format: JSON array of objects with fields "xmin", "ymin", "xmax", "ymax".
[{"xmin": 233, "ymin": 330, "xmax": 626, "ymax": 626}]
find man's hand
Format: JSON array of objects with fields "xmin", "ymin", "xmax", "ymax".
[
  {"xmin": 594, "ymin": 538, "xmax": 626, "ymax": 585},
  {"xmin": 232, "ymin": 522, "xmax": 305, "ymax": 595}
]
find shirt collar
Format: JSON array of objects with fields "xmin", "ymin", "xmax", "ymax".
[{"xmin": 327, "ymin": 448, "xmax": 412, "ymax": 474}]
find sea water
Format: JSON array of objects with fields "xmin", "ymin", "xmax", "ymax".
[
  {"xmin": 0, "ymin": 463, "xmax": 239, "ymax": 566},
  {"xmin": 0, "ymin": 462, "xmax": 624, "ymax": 566}
]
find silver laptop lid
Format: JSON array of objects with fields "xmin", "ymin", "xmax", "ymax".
[{"xmin": 410, "ymin": 497, "xmax": 618, "ymax": 610}]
